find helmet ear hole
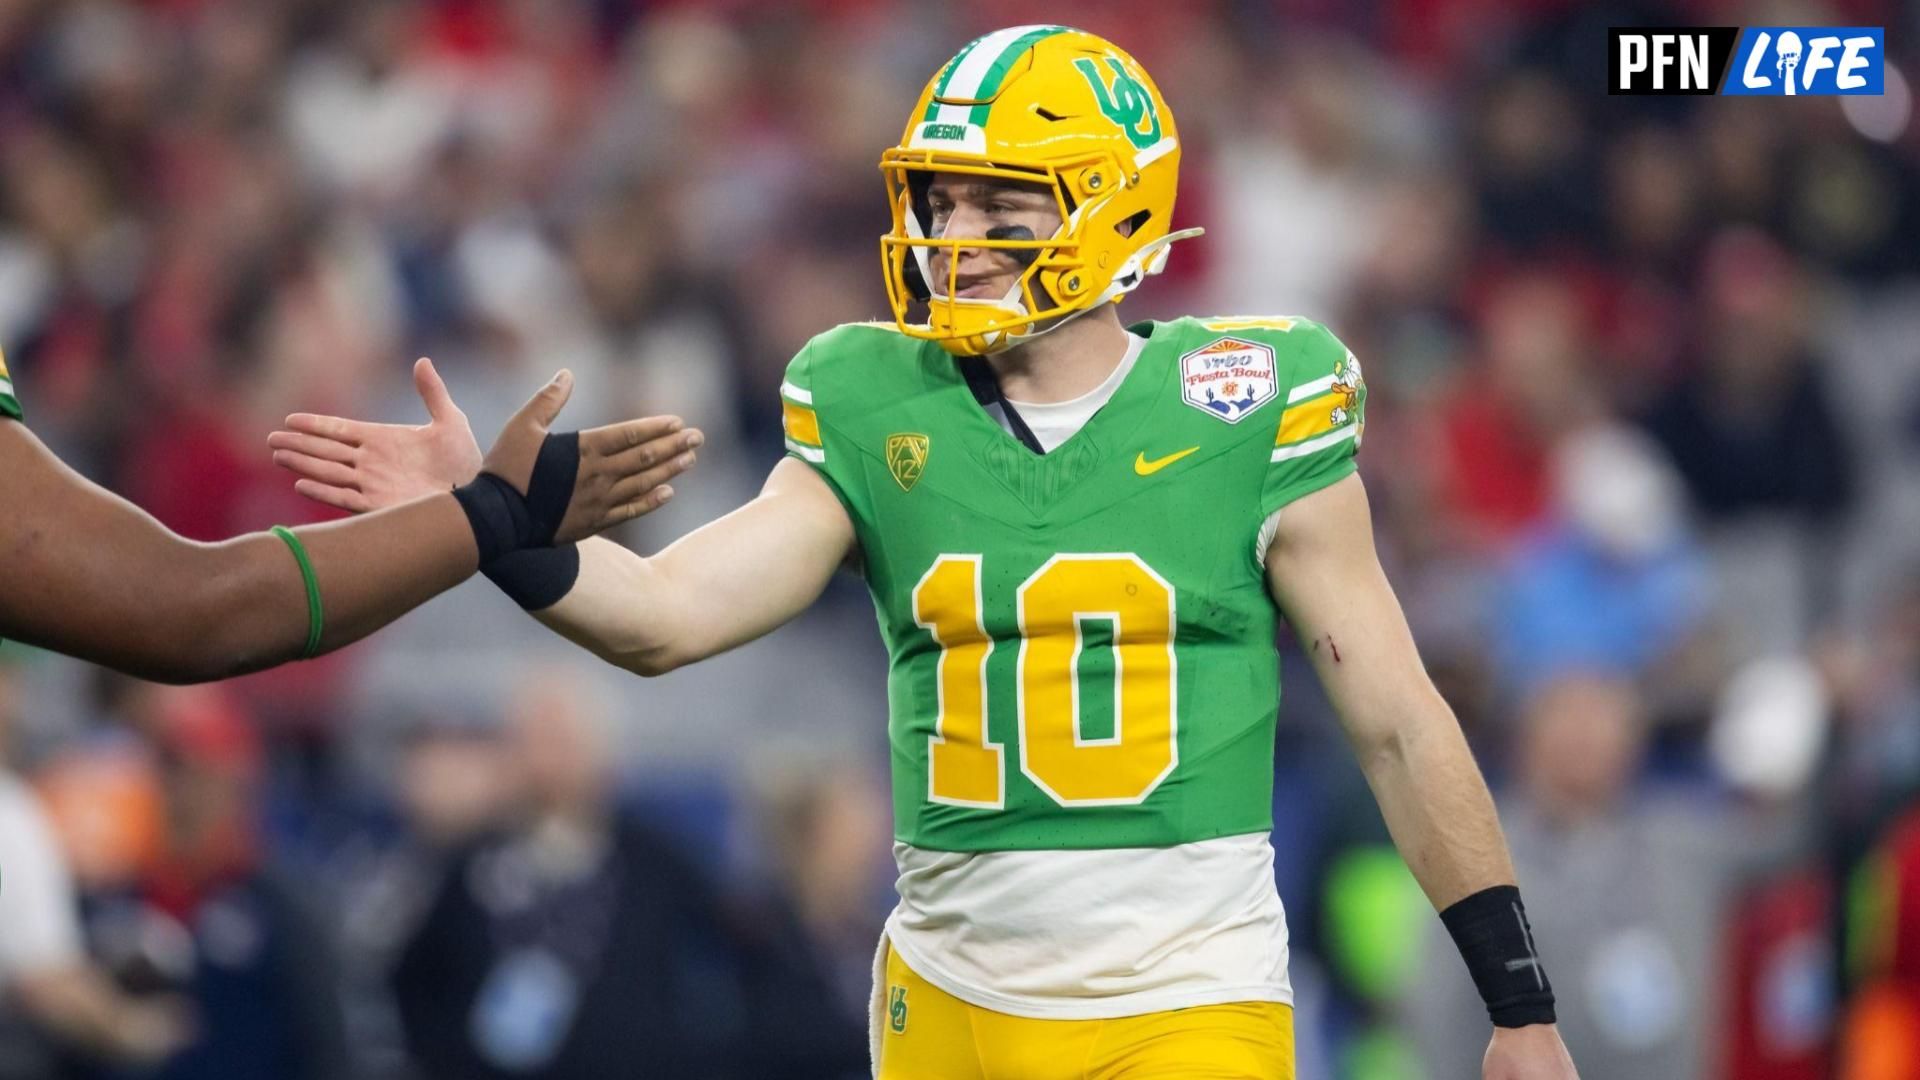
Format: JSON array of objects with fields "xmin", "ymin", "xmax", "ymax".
[{"xmin": 1117, "ymin": 209, "xmax": 1151, "ymax": 238}]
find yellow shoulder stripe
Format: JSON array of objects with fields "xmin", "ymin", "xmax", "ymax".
[
  {"xmin": 1276, "ymin": 390, "xmax": 1343, "ymax": 446},
  {"xmin": 0, "ymin": 348, "xmax": 9, "ymax": 379},
  {"xmin": 783, "ymin": 400, "xmax": 822, "ymax": 447}
]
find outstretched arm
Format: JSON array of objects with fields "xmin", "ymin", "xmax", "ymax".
[
  {"xmin": 0, "ymin": 371, "xmax": 692, "ymax": 683},
  {"xmin": 272, "ymin": 361, "xmax": 855, "ymax": 676},
  {"xmin": 533, "ymin": 457, "xmax": 855, "ymax": 675},
  {"xmin": 1265, "ymin": 473, "xmax": 1576, "ymax": 1080},
  {"xmin": 0, "ymin": 419, "xmax": 475, "ymax": 681}
]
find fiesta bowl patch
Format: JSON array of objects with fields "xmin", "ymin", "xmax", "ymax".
[{"xmin": 1180, "ymin": 337, "xmax": 1278, "ymax": 424}]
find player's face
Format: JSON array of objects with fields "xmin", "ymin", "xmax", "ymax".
[{"xmin": 923, "ymin": 173, "xmax": 1062, "ymax": 300}]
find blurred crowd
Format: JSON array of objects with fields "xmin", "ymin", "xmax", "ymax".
[{"xmin": 0, "ymin": 0, "xmax": 1917, "ymax": 1077}]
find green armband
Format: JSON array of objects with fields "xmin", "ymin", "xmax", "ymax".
[{"xmin": 271, "ymin": 526, "xmax": 324, "ymax": 659}]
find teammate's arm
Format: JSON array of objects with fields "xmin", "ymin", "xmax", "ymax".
[
  {"xmin": 1264, "ymin": 472, "xmax": 1577, "ymax": 1079},
  {"xmin": 0, "ymin": 372, "xmax": 693, "ymax": 683},
  {"xmin": 270, "ymin": 362, "xmax": 856, "ymax": 675}
]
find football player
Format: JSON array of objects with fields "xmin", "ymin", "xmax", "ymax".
[
  {"xmin": 273, "ymin": 27, "xmax": 1577, "ymax": 1079},
  {"xmin": 0, "ymin": 356, "xmax": 699, "ymax": 683}
]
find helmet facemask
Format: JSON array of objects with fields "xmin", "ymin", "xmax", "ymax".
[{"xmin": 883, "ymin": 155, "xmax": 1097, "ymax": 356}]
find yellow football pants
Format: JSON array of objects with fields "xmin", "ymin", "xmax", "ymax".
[{"xmin": 876, "ymin": 945, "xmax": 1295, "ymax": 1080}]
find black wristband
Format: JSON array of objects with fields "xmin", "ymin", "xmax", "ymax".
[
  {"xmin": 1439, "ymin": 885, "xmax": 1557, "ymax": 1028},
  {"xmin": 451, "ymin": 473, "xmax": 533, "ymax": 565},
  {"xmin": 522, "ymin": 431, "xmax": 581, "ymax": 547},
  {"xmin": 450, "ymin": 430, "xmax": 583, "ymax": 563},
  {"xmin": 482, "ymin": 547, "xmax": 582, "ymax": 611}
]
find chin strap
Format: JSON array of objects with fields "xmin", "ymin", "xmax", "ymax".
[
  {"xmin": 990, "ymin": 227, "xmax": 1207, "ymax": 351},
  {"xmin": 1099, "ymin": 227, "xmax": 1205, "ymax": 304},
  {"xmin": 921, "ymin": 215, "xmax": 1207, "ymax": 356},
  {"xmin": 957, "ymin": 356, "xmax": 1047, "ymax": 455}
]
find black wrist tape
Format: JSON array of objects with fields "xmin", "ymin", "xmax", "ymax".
[
  {"xmin": 1439, "ymin": 884, "xmax": 1557, "ymax": 1028},
  {"xmin": 482, "ymin": 547, "xmax": 582, "ymax": 611},
  {"xmin": 451, "ymin": 473, "xmax": 533, "ymax": 566},
  {"xmin": 450, "ymin": 430, "xmax": 583, "ymax": 563},
  {"xmin": 522, "ymin": 431, "xmax": 581, "ymax": 547}
]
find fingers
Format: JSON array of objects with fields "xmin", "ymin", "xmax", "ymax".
[
  {"xmin": 413, "ymin": 357, "xmax": 464, "ymax": 424},
  {"xmin": 561, "ymin": 422, "xmax": 701, "ymax": 538},
  {"xmin": 284, "ymin": 413, "xmax": 367, "ymax": 447},
  {"xmin": 579, "ymin": 414, "xmax": 685, "ymax": 457},
  {"xmin": 510, "ymin": 370, "xmax": 574, "ymax": 432},
  {"xmin": 603, "ymin": 448, "xmax": 697, "ymax": 508},
  {"xmin": 602, "ymin": 485, "xmax": 674, "ymax": 529},
  {"xmin": 267, "ymin": 429, "xmax": 357, "ymax": 465},
  {"xmin": 272, "ymin": 450, "xmax": 361, "ymax": 489},
  {"xmin": 603, "ymin": 425, "xmax": 703, "ymax": 475},
  {"xmin": 292, "ymin": 478, "xmax": 371, "ymax": 514}
]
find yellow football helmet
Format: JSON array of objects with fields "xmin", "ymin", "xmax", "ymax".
[{"xmin": 880, "ymin": 26, "xmax": 1202, "ymax": 356}]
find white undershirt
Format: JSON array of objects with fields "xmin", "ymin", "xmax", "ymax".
[{"xmin": 986, "ymin": 332, "xmax": 1147, "ymax": 452}]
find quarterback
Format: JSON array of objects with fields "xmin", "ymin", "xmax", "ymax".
[
  {"xmin": 0, "ymin": 355, "xmax": 697, "ymax": 683},
  {"xmin": 276, "ymin": 27, "xmax": 1578, "ymax": 1079}
]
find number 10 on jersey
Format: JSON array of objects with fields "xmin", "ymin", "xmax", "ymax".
[{"xmin": 912, "ymin": 553, "xmax": 1179, "ymax": 809}]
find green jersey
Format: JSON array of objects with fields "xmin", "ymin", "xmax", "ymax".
[{"xmin": 782, "ymin": 316, "xmax": 1364, "ymax": 853}]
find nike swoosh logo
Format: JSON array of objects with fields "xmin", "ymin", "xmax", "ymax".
[{"xmin": 1134, "ymin": 446, "xmax": 1201, "ymax": 475}]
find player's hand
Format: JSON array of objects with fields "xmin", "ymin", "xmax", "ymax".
[
  {"xmin": 476, "ymin": 369, "xmax": 703, "ymax": 543},
  {"xmin": 1483, "ymin": 1024, "xmax": 1578, "ymax": 1080},
  {"xmin": 271, "ymin": 358, "xmax": 483, "ymax": 513}
]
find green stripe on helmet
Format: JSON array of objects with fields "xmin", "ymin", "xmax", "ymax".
[
  {"xmin": 922, "ymin": 25, "xmax": 1071, "ymax": 125},
  {"xmin": 922, "ymin": 33, "xmax": 988, "ymax": 120},
  {"xmin": 965, "ymin": 26, "xmax": 1070, "ymax": 124}
]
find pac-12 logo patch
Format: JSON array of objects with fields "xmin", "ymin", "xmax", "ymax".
[
  {"xmin": 888, "ymin": 985, "xmax": 908, "ymax": 1034},
  {"xmin": 1180, "ymin": 337, "xmax": 1278, "ymax": 424},
  {"xmin": 886, "ymin": 433, "xmax": 929, "ymax": 492}
]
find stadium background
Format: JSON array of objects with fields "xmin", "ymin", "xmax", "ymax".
[{"xmin": 0, "ymin": 0, "xmax": 1916, "ymax": 1077}]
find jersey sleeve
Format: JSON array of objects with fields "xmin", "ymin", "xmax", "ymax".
[
  {"xmin": 1260, "ymin": 321, "xmax": 1365, "ymax": 515},
  {"xmin": 780, "ymin": 341, "xmax": 828, "ymax": 469},
  {"xmin": 779, "ymin": 336, "xmax": 863, "ymax": 525},
  {"xmin": 0, "ymin": 349, "xmax": 20, "ymax": 422}
]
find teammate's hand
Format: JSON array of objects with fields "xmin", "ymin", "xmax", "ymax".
[
  {"xmin": 271, "ymin": 358, "xmax": 483, "ymax": 513},
  {"xmin": 1483, "ymin": 1024, "xmax": 1579, "ymax": 1080},
  {"xmin": 476, "ymin": 369, "xmax": 703, "ymax": 542}
]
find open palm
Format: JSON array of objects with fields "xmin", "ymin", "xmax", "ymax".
[{"xmin": 269, "ymin": 358, "xmax": 484, "ymax": 514}]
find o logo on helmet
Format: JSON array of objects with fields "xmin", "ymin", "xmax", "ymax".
[{"xmin": 1071, "ymin": 57, "xmax": 1163, "ymax": 151}]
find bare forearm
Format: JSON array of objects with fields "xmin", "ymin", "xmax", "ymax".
[
  {"xmin": 534, "ymin": 537, "xmax": 699, "ymax": 674},
  {"xmin": 6, "ymin": 495, "xmax": 474, "ymax": 683},
  {"xmin": 1294, "ymin": 614, "xmax": 1516, "ymax": 908},
  {"xmin": 536, "ymin": 519, "xmax": 842, "ymax": 674},
  {"xmin": 1267, "ymin": 475, "xmax": 1514, "ymax": 911},
  {"xmin": 530, "ymin": 460, "xmax": 853, "ymax": 675},
  {"xmin": 1350, "ymin": 693, "xmax": 1515, "ymax": 909},
  {"xmin": 0, "ymin": 424, "xmax": 477, "ymax": 680},
  {"xmin": 209, "ymin": 494, "xmax": 478, "ymax": 666}
]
